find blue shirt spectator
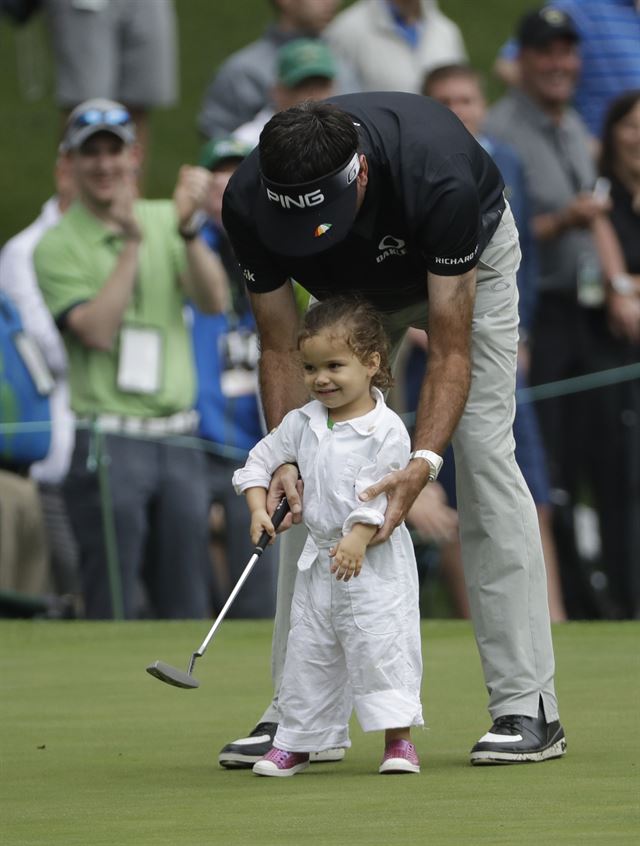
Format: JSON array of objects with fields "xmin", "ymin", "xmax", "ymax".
[{"xmin": 190, "ymin": 222, "xmax": 263, "ymax": 453}]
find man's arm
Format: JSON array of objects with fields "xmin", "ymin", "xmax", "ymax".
[
  {"xmin": 249, "ymin": 282, "xmax": 309, "ymax": 430},
  {"xmin": 250, "ymin": 282, "xmax": 309, "ymax": 524},
  {"xmin": 174, "ymin": 165, "xmax": 229, "ymax": 314},
  {"xmin": 413, "ymin": 269, "xmax": 475, "ymax": 454},
  {"xmin": 65, "ymin": 174, "xmax": 143, "ymax": 350},
  {"xmin": 361, "ymin": 268, "xmax": 475, "ymax": 541},
  {"xmin": 65, "ymin": 237, "xmax": 141, "ymax": 351},
  {"xmin": 180, "ymin": 237, "xmax": 230, "ymax": 314}
]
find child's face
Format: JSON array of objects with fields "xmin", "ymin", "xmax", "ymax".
[{"xmin": 300, "ymin": 329, "xmax": 380, "ymax": 421}]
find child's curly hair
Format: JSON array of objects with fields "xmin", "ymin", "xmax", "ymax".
[{"xmin": 298, "ymin": 296, "xmax": 394, "ymax": 391}]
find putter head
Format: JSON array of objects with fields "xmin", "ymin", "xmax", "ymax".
[{"xmin": 146, "ymin": 660, "xmax": 199, "ymax": 689}]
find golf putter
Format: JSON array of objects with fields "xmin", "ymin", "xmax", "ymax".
[{"xmin": 146, "ymin": 496, "xmax": 290, "ymax": 689}]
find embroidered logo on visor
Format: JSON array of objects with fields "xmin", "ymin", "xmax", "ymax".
[{"xmin": 314, "ymin": 223, "xmax": 332, "ymax": 238}]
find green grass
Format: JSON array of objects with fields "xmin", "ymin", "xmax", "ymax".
[{"xmin": 2, "ymin": 620, "xmax": 638, "ymax": 845}]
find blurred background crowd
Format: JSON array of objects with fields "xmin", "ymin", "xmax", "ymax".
[{"xmin": 0, "ymin": 0, "xmax": 638, "ymax": 622}]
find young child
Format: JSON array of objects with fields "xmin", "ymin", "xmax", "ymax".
[{"xmin": 232, "ymin": 296, "xmax": 424, "ymax": 777}]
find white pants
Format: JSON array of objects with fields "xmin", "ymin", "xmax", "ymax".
[
  {"xmin": 262, "ymin": 204, "xmax": 559, "ymax": 726},
  {"xmin": 274, "ymin": 539, "xmax": 423, "ymax": 752}
]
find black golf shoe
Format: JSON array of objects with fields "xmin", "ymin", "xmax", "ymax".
[
  {"xmin": 218, "ymin": 722, "xmax": 346, "ymax": 769},
  {"xmin": 470, "ymin": 704, "xmax": 567, "ymax": 765},
  {"xmin": 218, "ymin": 722, "xmax": 278, "ymax": 769}
]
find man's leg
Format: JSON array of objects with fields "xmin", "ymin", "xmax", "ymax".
[
  {"xmin": 147, "ymin": 440, "xmax": 211, "ymax": 619},
  {"xmin": 63, "ymin": 431, "xmax": 151, "ymax": 619},
  {"xmin": 452, "ymin": 207, "xmax": 565, "ymax": 763}
]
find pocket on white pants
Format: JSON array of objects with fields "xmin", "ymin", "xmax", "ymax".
[{"xmin": 347, "ymin": 562, "xmax": 403, "ymax": 635}]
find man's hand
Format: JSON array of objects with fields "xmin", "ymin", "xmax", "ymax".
[
  {"xmin": 359, "ymin": 459, "xmax": 431, "ymax": 543},
  {"xmin": 110, "ymin": 172, "xmax": 141, "ymax": 240},
  {"xmin": 174, "ymin": 165, "xmax": 212, "ymax": 229},
  {"xmin": 564, "ymin": 191, "xmax": 611, "ymax": 229},
  {"xmin": 266, "ymin": 463, "xmax": 303, "ymax": 532}
]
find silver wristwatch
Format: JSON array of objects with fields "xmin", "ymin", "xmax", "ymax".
[{"xmin": 409, "ymin": 449, "xmax": 444, "ymax": 482}]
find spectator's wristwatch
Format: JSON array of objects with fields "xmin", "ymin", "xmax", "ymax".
[{"xmin": 409, "ymin": 450, "xmax": 444, "ymax": 482}]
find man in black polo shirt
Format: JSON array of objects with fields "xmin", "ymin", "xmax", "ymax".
[{"xmin": 220, "ymin": 93, "xmax": 566, "ymax": 766}]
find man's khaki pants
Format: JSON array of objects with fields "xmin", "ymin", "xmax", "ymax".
[{"xmin": 260, "ymin": 204, "xmax": 559, "ymax": 726}]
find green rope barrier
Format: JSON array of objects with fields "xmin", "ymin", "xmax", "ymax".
[
  {"xmin": 2, "ymin": 360, "xmax": 638, "ymax": 620},
  {"xmin": 515, "ymin": 362, "xmax": 640, "ymax": 404}
]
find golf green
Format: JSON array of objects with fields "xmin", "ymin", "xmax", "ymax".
[{"xmin": 2, "ymin": 620, "xmax": 638, "ymax": 845}]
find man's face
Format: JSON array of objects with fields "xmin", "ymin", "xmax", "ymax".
[
  {"xmin": 71, "ymin": 132, "xmax": 137, "ymax": 207},
  {"xmin": 518, "ymin": 39, "xmax": 580, "ymax": 110},
  {"xmin": 427, "ymin": 75, "xmax": 486, "ymax": 137},
  {"xmin": 278, "ymin": 0, "xmax": 339, "ymax": 33}
]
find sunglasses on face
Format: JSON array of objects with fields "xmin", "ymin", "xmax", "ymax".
[{"xmin": 71, "ymin": 107, "xmax": 132, "ymax": 130}]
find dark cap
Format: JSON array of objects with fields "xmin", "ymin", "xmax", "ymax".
[
  {"xmin": 255, "ymin": 151, "xmax": 361, "ymax": 257},
  {"xmin": 60, "ymin": 98, "xmax": 136, "ymax": 153},
  {"xmin": 517, "ymin": 7, "xmax": 579, "ymax": 48}
]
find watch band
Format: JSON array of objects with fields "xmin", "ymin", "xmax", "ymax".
[
  {"xmin": 178, "ymin": 209, "xmax": 207, "ymax": 241},
  {"xmin": 409, "ymin": 449, "xmax": 443, "ymax": 482}
]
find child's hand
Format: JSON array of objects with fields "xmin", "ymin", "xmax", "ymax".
[
  {"xmin": 250, "ymin": 510, "xmax": 275, "ymax": 546},
  {"xmin": 329, "ymin": 533, "xmax": 367, "ymax": 581}
]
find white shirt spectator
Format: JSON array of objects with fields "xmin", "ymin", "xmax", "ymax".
[
  {"xmin": 0, "ymin": 198, "xmax": 75, "ymax": 484},
  {"xmin": 325, "ymin": 0, "xmax": 467, "ymax": 93}
]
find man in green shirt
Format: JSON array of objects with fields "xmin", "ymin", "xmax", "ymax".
[{"xmin": 35, "ymin": 98, "xmax": 228, "ymax": 619}]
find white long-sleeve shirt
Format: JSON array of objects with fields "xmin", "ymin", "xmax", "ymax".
[{"xmin": 233, "ymin": 388, "xmax": 415, "ymax": 570}]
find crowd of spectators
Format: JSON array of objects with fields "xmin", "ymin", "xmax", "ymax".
[{"xmin": 0, "ymin": 1, "xmax": 638, "ymax": 621}]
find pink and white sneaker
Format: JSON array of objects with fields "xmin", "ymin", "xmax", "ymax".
[
  {"xmin": 378, "ymin": 739, "xmax": 420, "ymax": 774},
  {"xmin": 253, "ymin": 747, "xmax": 310, "ymax": 777}
]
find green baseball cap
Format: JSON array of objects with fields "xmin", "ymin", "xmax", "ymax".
[
  {"xmin": 277, "ymin": 38, "xmax": 337, "ymax": 88},
  {"xmin": 198, "ymin": 137, "xmax": 254, "ymax": 171}
]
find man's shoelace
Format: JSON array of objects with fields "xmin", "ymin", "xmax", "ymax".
[{"xmin": 492, "ymin": 715, "xmax": 523, "ymax": 734}]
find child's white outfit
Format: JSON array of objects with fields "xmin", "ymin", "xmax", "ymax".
[{"xmin": 233, "ymin": 388, "xmax": 423, "ymax": 753}]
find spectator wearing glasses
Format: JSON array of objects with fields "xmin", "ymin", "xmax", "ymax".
[{"xmin": 34, "ymin": 99, "xmax": 228, "ymax": 620}]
